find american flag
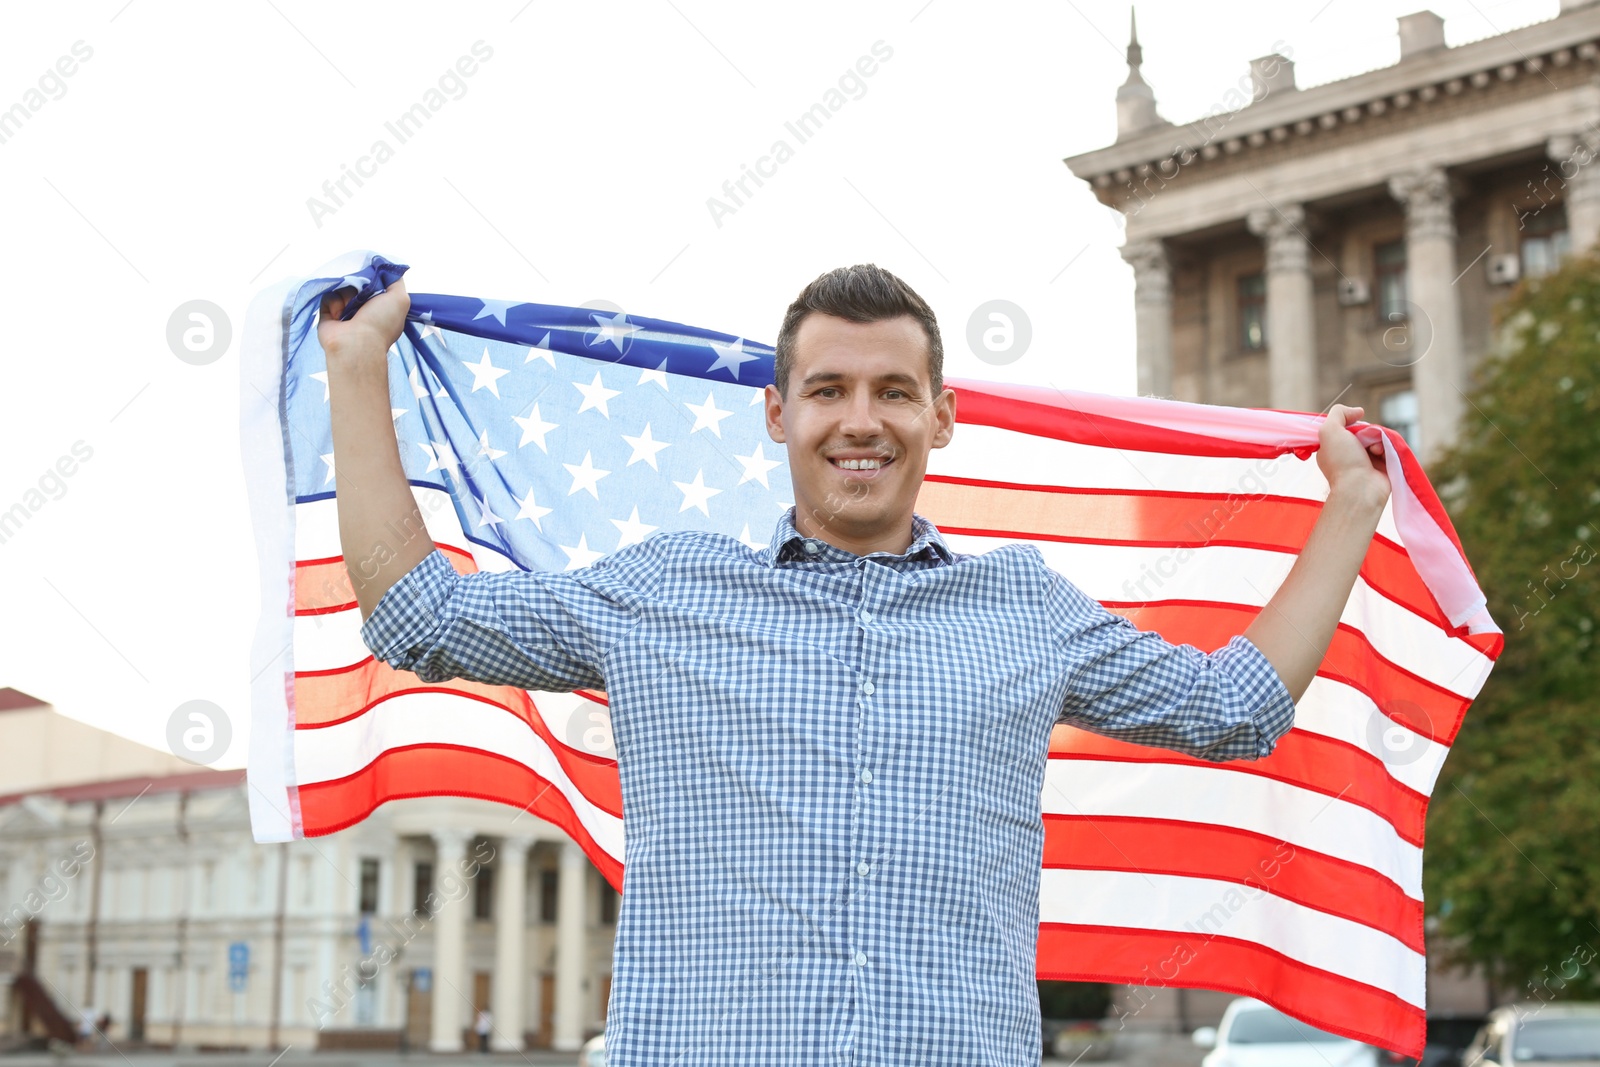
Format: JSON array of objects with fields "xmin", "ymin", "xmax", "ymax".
[{"xmin": 243, "ymin": 252, "xmax": 1501, "ymax": 1058}]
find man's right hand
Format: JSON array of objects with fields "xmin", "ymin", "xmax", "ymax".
[{"xmin": 319, "ymin": 277, "xmax": 410, "ymax": 360}]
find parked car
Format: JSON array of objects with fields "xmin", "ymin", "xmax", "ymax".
[
  {"xmin": 1385, "ymin": 1012, "xmax": 1489, "ymax": 1067},
  {"xmin": 1461, "ymin": 1002, "xmax": 1600, "ymax": 1065},
  {"xmin": 578, "ymin": 1031, "xmax": 605, "ymax": 1066},
  {"xmin": 1194, "ymin": 997, "xmax": 1382, "ymax": 1067}
]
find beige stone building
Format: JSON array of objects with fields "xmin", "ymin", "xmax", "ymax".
[
  {"xmin": 1058, "ymin": 2, "xmax": 1594, "ymax": 1040},
  {"xmin": 1067, "ymin": 2, "xmax": 1600, "ymax": 466},
  {"xmin": 0, "ymin": 688, "xmax": 615, "ymax": 1053}
]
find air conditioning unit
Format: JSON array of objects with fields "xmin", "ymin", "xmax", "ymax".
[
  {"xmin": 1487, "ymin": 254, "xmax": 1521, "ymax": 285},
  {"xmin": 1338, "ymin": 277, "xmax": 1371, "ymax": 305}
]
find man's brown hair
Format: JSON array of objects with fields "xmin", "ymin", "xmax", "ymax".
[{"xmin": 773, "ymin": 264, "xmax": 943, "ymax": 399}]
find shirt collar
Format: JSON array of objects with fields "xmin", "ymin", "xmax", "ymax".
[{"xmin": 764, "ymin": 507, "xmax": 954, "ymax": 567}]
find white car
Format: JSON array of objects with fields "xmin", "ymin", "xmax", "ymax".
[
  {"xmin": 1194, "ymin": 997, "xmax": 1382, "ymax": 1067},
  {"xmin": 1462, "ymin": 1001, "xmax": 1600, "ymax": 1065},
  {"xmin": 578, "ymin": 1031, "xmax": 605, "ymax": 1066}
]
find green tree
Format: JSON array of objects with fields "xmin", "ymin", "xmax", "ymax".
[{"xmin": 1424, "ymin": 248, "xmax": 1600, "ymax": 1000}]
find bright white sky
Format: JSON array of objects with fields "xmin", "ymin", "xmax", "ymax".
[{"xmin": 0, "ymin": 0, "xmax": 1555, "ymax": 769}]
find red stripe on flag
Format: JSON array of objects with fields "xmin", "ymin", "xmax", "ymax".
[
  {"xmin": 1103, "ymin": 602, "xmax": 1473, "ymax": 745},
  {"xmin": 1035, "ymin": 924, "xmax": 1424, "ymax": 1058},
  {"xmin": 293, "ymin": 667, "xmax": 622, "ymax": 816},
  {"xmin": 1050, "ymin": 726, "xmax": 1429, "ymax": 847},
  {"xmin": 296, "ymin": 743, "xmax": 623, "ymax": 889},
  {"xmin": 295, "ymin": 543, "xmax": 480, "ymax": 615},
  {"xmin": 1042, "ymin": 814, "xmax": 1424, "ymax": 955}
]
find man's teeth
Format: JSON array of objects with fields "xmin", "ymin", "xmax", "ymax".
[{"xmin": 835, "ymin": 458, "xmax": 885, "ymax": 470}]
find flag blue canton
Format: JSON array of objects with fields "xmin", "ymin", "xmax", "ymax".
[{"xmin": 287, "ymin": 260, "xmax": 788, "ymax": 574}]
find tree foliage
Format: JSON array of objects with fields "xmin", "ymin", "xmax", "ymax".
[{"xmin": 1424, "ymin": 249, "xmax": 1600, "ymax": 999}]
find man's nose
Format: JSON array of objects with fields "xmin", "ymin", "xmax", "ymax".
[{"xmin": 838, "ymin": 389, "xmax": 883, "ymax": 435}]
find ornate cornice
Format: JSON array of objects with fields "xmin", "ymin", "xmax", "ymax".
[{"xmin": 1066, "ymin": 7, "xmax": 1600, "ymax": 199}]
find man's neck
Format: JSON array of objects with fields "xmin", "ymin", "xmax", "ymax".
[{"xmin": 791, "ymin": 506, "xmax": 915, "ymax": 557}]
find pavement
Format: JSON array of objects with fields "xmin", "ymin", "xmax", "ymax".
[{"xmin": 0, "ymin": 1032, "xmax": 1208, "ymax": 1066}]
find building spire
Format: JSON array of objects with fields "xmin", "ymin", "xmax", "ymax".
[
  {"xmin": 1126, "ymin": 8, "xmax": 1144, "ymax": 80},
  {"xmin": 1116, "ymin": 6, "xmax": 1168, "ymax": 140}
]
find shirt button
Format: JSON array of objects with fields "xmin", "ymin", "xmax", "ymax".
[
  {"xmin": 859, "ymin": 610, "xmax": 874, "ymax": 625},
  {"xmin": 859, "ymin": 769, "xmax": 873, "ymax": 784},
  {"xmin": 856, "ymin": 861, "xmax": 870, "ymax": 876},
  {"xmin": 861, "ymin": 680, "xmax": 875, "ymax": 695},
  {"xmin": 803, "ymin": 541, "xmax": 820, "ymax": 555},
  {"xmin": 853, "ymin": 952, "xmax": 868, "ymax": 967}
]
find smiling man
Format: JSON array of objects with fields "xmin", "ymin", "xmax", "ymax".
[{"xmin": 322, "ymin": 263, "xmax": 1391, "ymax": 1067}]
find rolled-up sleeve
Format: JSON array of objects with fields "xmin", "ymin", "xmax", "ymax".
[
  {"xmin": 1036, "ymin": 549, "xmax": 1296, "ymax": 761},
  {"xmin": 359, "ymin": 538, "xmax": 661, "ymax": 691}
]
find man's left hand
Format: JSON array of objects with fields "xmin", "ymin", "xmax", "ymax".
[{"xmin": 1317, "ymin": 404, "xmax": 1390, "ymax": 511}]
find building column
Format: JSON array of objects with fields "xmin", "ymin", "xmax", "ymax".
[
  {"xmin": 1119, "ymin": 238, "xmax": 1173, "ymax": 397},
  {"xmin": 552, "ymin": 841, "xmax": 589, "ymax": 1051},
  {"xmin": 1389, "ymin": 166, "xmax": 1465, "ymax": 463},
  {"xmin": 491, "ymin": 836, "xmax": 534, "ymax": 1052},
  {"xmin": 1246, "ymin": 203, "xmax": 1319, "ymax": 412},
  {"xmin": 429, "ymin": 829, "xmax": 470, "ymax": 1052},
  {"xmin": 1547, "ymin": 132, "xmax": 1600, "ymax": 253}
]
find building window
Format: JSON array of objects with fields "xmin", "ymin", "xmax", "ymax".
[
  {"xmin": 473, "ymin": 864, "xmax": 494, "ymax": 921},
  {"xmin": 358, "ymin": 859, "xmax": 380, "ymax": 916},
  {"xmin": 539, "ymin": 868, "xmax": 559, "ymax": 924},
  {"xmin": 413, "ymin": 861, "xmax": 435, "ymax": 918},
  {"xmin": 1521, "ymin": 204, "xmax": 1571, "ymax": 279},
  {"xmin": 1238, "ymin": 273, "xmax": 1266, "ymax": 352},
  {"xmin": 599, "ymin": 880, "xmax": 618, "ymax": 925},
  {"xmin": 1379, "ymin": 388, "xmax": 1419, "ymax": 451},
  {"xmin": 1375, "ymin": 239, "xmax": 1407, "ymax": 322}
]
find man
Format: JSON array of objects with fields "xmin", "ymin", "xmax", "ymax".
[{"xmin": 319, "ymin": 264, "xmax": 1390, "ymax": 1066}]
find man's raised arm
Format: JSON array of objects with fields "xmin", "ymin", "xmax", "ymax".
[
  {"xmin": 1243, "ymin": 403, "xmax": 1392, "ymax": 702},
  {"xmin": 318, "ymin": 278, "xmax": 437, "ymax": 622}
]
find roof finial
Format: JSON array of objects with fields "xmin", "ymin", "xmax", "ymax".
[
  {"xmin": 1115, "ymin": 5, "xmax": 1167, "ymax": 140},
  {"xmin": 1127, "ymin": 7, "xmax": 1143, "ymax": 74}
]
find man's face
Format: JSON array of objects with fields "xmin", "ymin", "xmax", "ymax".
[{"xmin": 764, "ymin": 312, "xmax": 955, "ymax": 547}]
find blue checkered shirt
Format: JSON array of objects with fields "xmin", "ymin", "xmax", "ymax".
[{"xmin": 361, "ymin": 508, "xmax": 1295, "ymax": 1066}]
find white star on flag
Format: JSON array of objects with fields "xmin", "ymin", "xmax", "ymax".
[
  {"xmin": 310, "ymin": 370, "xmax": 330, "ymax": 401},
  {"xmin": 587, "ymin": 310, "xmax": 638, "ymax": 354},
  {"xmin": 564, "ymin": 451, "xmax": 611, "ymax": 499},
  {"xmin": 419, "ymin": 440, "xmax": 459, "ymax": 477},
  {"xmin": 513, "ymin": 404, "xmax": 558, "ymax": 452},
  {"xmin": 319, "ymin": 453, "xmax": 335, "ymax": 485},
  {"xmin": 706, "ymin": 337, "xmax": 757, "ymax": 379},
  {"xmin": 639, "ymin": 359, "xmax": 671, "ymax": 390},
  {"xmin": 560, "ymin": 533, "xmax": 604, "ymax": 570},
  {"xmin": 473, "ymin": 495, "xmax": 504, "ymax": 529},
  {"xmin": 574, "ymin": 372, "xmax": 622, "ymax": 417},
  {"xmin": 409, "ymin": 367, "xmax": 430, "ymax": 399},
  {"xmin": 621, "ymin": 424, "xmax": 671, "ymax": 470},
  {"xmin": 611, "ymin": 506, "xmax": 659, "ymax": 548},
  {"xmin": 464, "ymin": 348, "xmax": 512, "ymax": 397},
  {"xmin": 526, "ymin": 334, "xmax": 556, "ymax": 366},
  {"xmin": 734, "ymin": 442, "xmax": 783, "ymax": 488},
  {"xmin": 674, "ymin": 469, "xmax": 721, "ymax": 515},
  {"xmin": 472, "ymin": 298, "xmax": 521, "ymax": 326},
  {"xmin": 685, "ymin": 392, "xmax": 733, "ymax": 437},
  {"xmin": 477, "ymin": 430, "xmax": 507, "ymax": 461},
  {"xmin": 737, "ymin": 523, "xmax": 768, "ymax": 551},
  {"xmin": 514, "ymin": 488, "xmax": 553, "ymax": 530}
]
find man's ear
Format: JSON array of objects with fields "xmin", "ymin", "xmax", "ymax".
[
  {"xmin": 765, "ymin": 383, "xmax": 786, "ymax": 443},
  {"xmin": 931, "ymin": 387, "xmax": 956, "ymax": 448}
]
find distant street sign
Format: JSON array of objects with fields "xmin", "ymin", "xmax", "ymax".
[
  {"xmin": 228, "ymin": 941, "xmax": 249, "ymax": 993},
  {"xmin": 413, "ymin": 967, "xmax": 431, "ymax": 994}
]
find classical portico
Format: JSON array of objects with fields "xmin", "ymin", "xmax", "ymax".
[{"xmin": 1067, "ymin": 2, "xmax": 1600, "ymax": 463}]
